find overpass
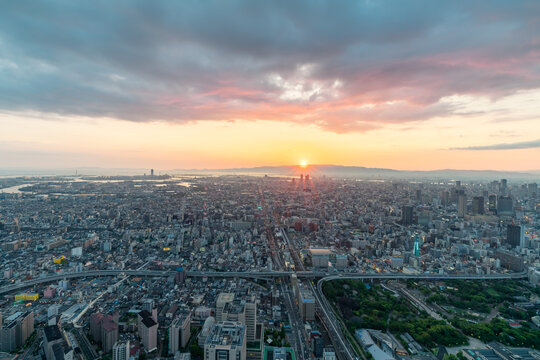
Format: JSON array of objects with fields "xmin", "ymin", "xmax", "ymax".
[{"xmin": 0, "ymin": 269, "xmax": 527, "ymax": 296}]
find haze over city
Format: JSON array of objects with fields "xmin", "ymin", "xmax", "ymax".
[{"xmin": 1, "ymin": 1, "xmax": 539, "ymax": 171}]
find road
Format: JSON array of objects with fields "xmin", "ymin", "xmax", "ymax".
[
  {"xmin": 0, "ymin": 269, "xmax": 525, "ymax": 296},
  {"xmin": 0, "ymin": 258, "xmax": 527, "ymax": 360},
  {"xmin": 258, "ymin": 182, "xmax": 306, "ymax": 360},
  {"xmin": 279, "ymin": 280, "xmax": 306, "ymax": 360},
  {"xmin": 280, "ymin": 227, "xmax": 359, "ymax": 360}
]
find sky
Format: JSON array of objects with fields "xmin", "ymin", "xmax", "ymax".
[{"xmin": 1, "ymin": 1, "xmax": 539, "ymax": 171}]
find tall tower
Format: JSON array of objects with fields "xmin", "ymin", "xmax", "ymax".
[
  {"xmin": 413, "ymin": 236, "xmax": 420, "ymax": 256},
  {"xmin": 401, "ymin": 206, "xmax": 414, "ymax": 225},
  {"xmin": 457, "ymin": 194, "xmax": 466, "ymax": 217},
  {"xmin": 150, "ymin": 169, "xmax": 154, "ymax": 176}
]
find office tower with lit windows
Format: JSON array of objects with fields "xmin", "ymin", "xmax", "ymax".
[{"xmin": 488, "ymin": 194, "xmax": 497, "ymax": 213}]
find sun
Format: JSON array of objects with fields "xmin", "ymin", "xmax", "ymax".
[{"xmin": 300, "ymin": 160, "xmax": 308, "ymax": 168}]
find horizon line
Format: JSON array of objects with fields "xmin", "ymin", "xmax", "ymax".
[{"xmin": 1, "ymin": 164, "xmax": 540, "ymax": 175}]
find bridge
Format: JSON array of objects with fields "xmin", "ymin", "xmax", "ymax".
[{"xmin": 0, "ymin": 269, "xmax": 527, "ymax": 295}]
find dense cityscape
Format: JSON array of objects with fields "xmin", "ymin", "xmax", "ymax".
[
  {"xmin": 1, "ymin": 172, "xmax": 539, "ymax": 360},
  {"xmin": 2, "ymin": 2, "xmax": 540, "ymax": 360}
]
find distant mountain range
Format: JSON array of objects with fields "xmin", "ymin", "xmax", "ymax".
[
  {"xmin": 1, "ymin": 165, "xmax": 539, "ymax": 180},
  {"xmin": 172, "ymin": 165, "xmax": 540, "ymax": 180}
]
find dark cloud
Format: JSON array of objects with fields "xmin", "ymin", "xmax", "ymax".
[
  {"xmin": 454, "ymin": 139, "xmax": 540, "ymax": 150},
  {"xmin": 0, "ymin": 0, "xmax": 539, "ymax": 132}
]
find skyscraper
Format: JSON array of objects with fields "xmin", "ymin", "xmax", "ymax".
[
  {"xmin": 441, "ymin": 190, "xmax": 449, "ymax": 207},
  {"xmin": 401, "ymin": 206, "xmax": 414, "ymax": 225},
  {"xmin": 528, "ymin": 183, "xmax": 538, "ymax": 197},
  {"xmin": 471, "ymin": 196, "xmax": 484, "ymax": 215},
  {"xmin": 500, "ymin": 179, "xmax": 507, "ymax": 193},
  {"xmin": 457, "ymin": 194, "xmax": 466, "ymax": 217},
  {"xmin": 497, "ymin": 196, "xmax": 513, "ymax": 215},
  {"xmin": 506, "ymin": 224, "xmax": 524, "ymax": 249},
  {"xmin": 488, "ymin": 194, "xmax": 497, "ymax": 213}
]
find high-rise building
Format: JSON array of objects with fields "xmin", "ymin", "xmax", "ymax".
[
  {"xmin": 401, "ymin": 206, "xmax": 414, "ymax": 225},
  {"xmin": 113, "ymin": 340, "xmax": 130, "ymax": 360},
  {"xmin": 90, "ymin": 312, "xmax": 118, "ymax": 353},
  {"xmin": 497, "ymin": 196, "xmax": 513, "ymax": 215},
  {"xmin": 440, "ymin": 191, "xmax": 449, "ymax": 207},
  {"xmin": 138, "ymin": 311, "xmax": 157, "ymax": 352},
  {"xmin": 42, "ymin": 325, "xmax": 72, "ymax": 360},
  {"xmin": 506, "ymin": 224, "xmax": 524, "ymax": 248},
  {"xmin": 500, "ymin": 179, "xmax": 507, "ymax": 192},
  {"xmin": 101, "ymin": 317, "xmax": 119, "ymax": 353},
  {"xmin": 471, "ymin": 196, "xmax": 484, "ymax": 215},
  {"xmin": 204, "ymin": 322, "xmax": 246, "ymax": 360},
  {"xmin": 0, "ymin": 311, "xmax": 33, "ymax": 352},
  {"xmin": 244, "ymin": 302, "xmax": 257, "ymax": 343},
  {"xmin": 19, "ymin": 311, "xmax": 34, "ymax": 346},
  {"xmin": 141, "ymin": 299, "xmax": 154, "ymax": 314},
  {"xmin": 457, "ymin": 194, "xmax": 466, "ymax": 217},
  {"xmin": 169, "ymin": 313, "xmax": 191, "ymax": 354},
  {"xmin": 528, "ymin": 183, "xmax": 538, "ymax": 197},
  {"xmin": 298, "ymin": 287, "xmax": 315, "ymax": 321},
  {"xmin": 216, "ymin": 293, "xmax": 235, "ymax": 322},
  {"xmin": 198, "ymin": 317, "xmax": 215, "ymax": 346},
  {"xmin": 488, "ymin": 194, "xmax": 497, "ymax": 213},
  {"xmin": 90, "ymin": 313, "xmax": 103, "ymax": 342},
  {"xmin": 219, "ymin": 298, "xmax": 257, "ymax": 343},
  {"xmin": 0, "ymin": 321, "xmax": 17, "ymax": 352}
]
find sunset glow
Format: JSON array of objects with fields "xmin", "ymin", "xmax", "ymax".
[{"xmin": 0, "ymin": 1, "xmax": 539, "ymax": 172}]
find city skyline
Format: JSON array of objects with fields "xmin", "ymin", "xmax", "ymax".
[
  {"xmin": 2, "ymin": 2, "xmax": 540, "ymax": 358},
  {"xmin": 1, "ymin": 1, "xmax": 539, "ymax": 170}
]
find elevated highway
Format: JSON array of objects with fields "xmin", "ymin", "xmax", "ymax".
[{"xmin": 0, "ymin": 269, "xmax": 527, "ymax": 295}]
